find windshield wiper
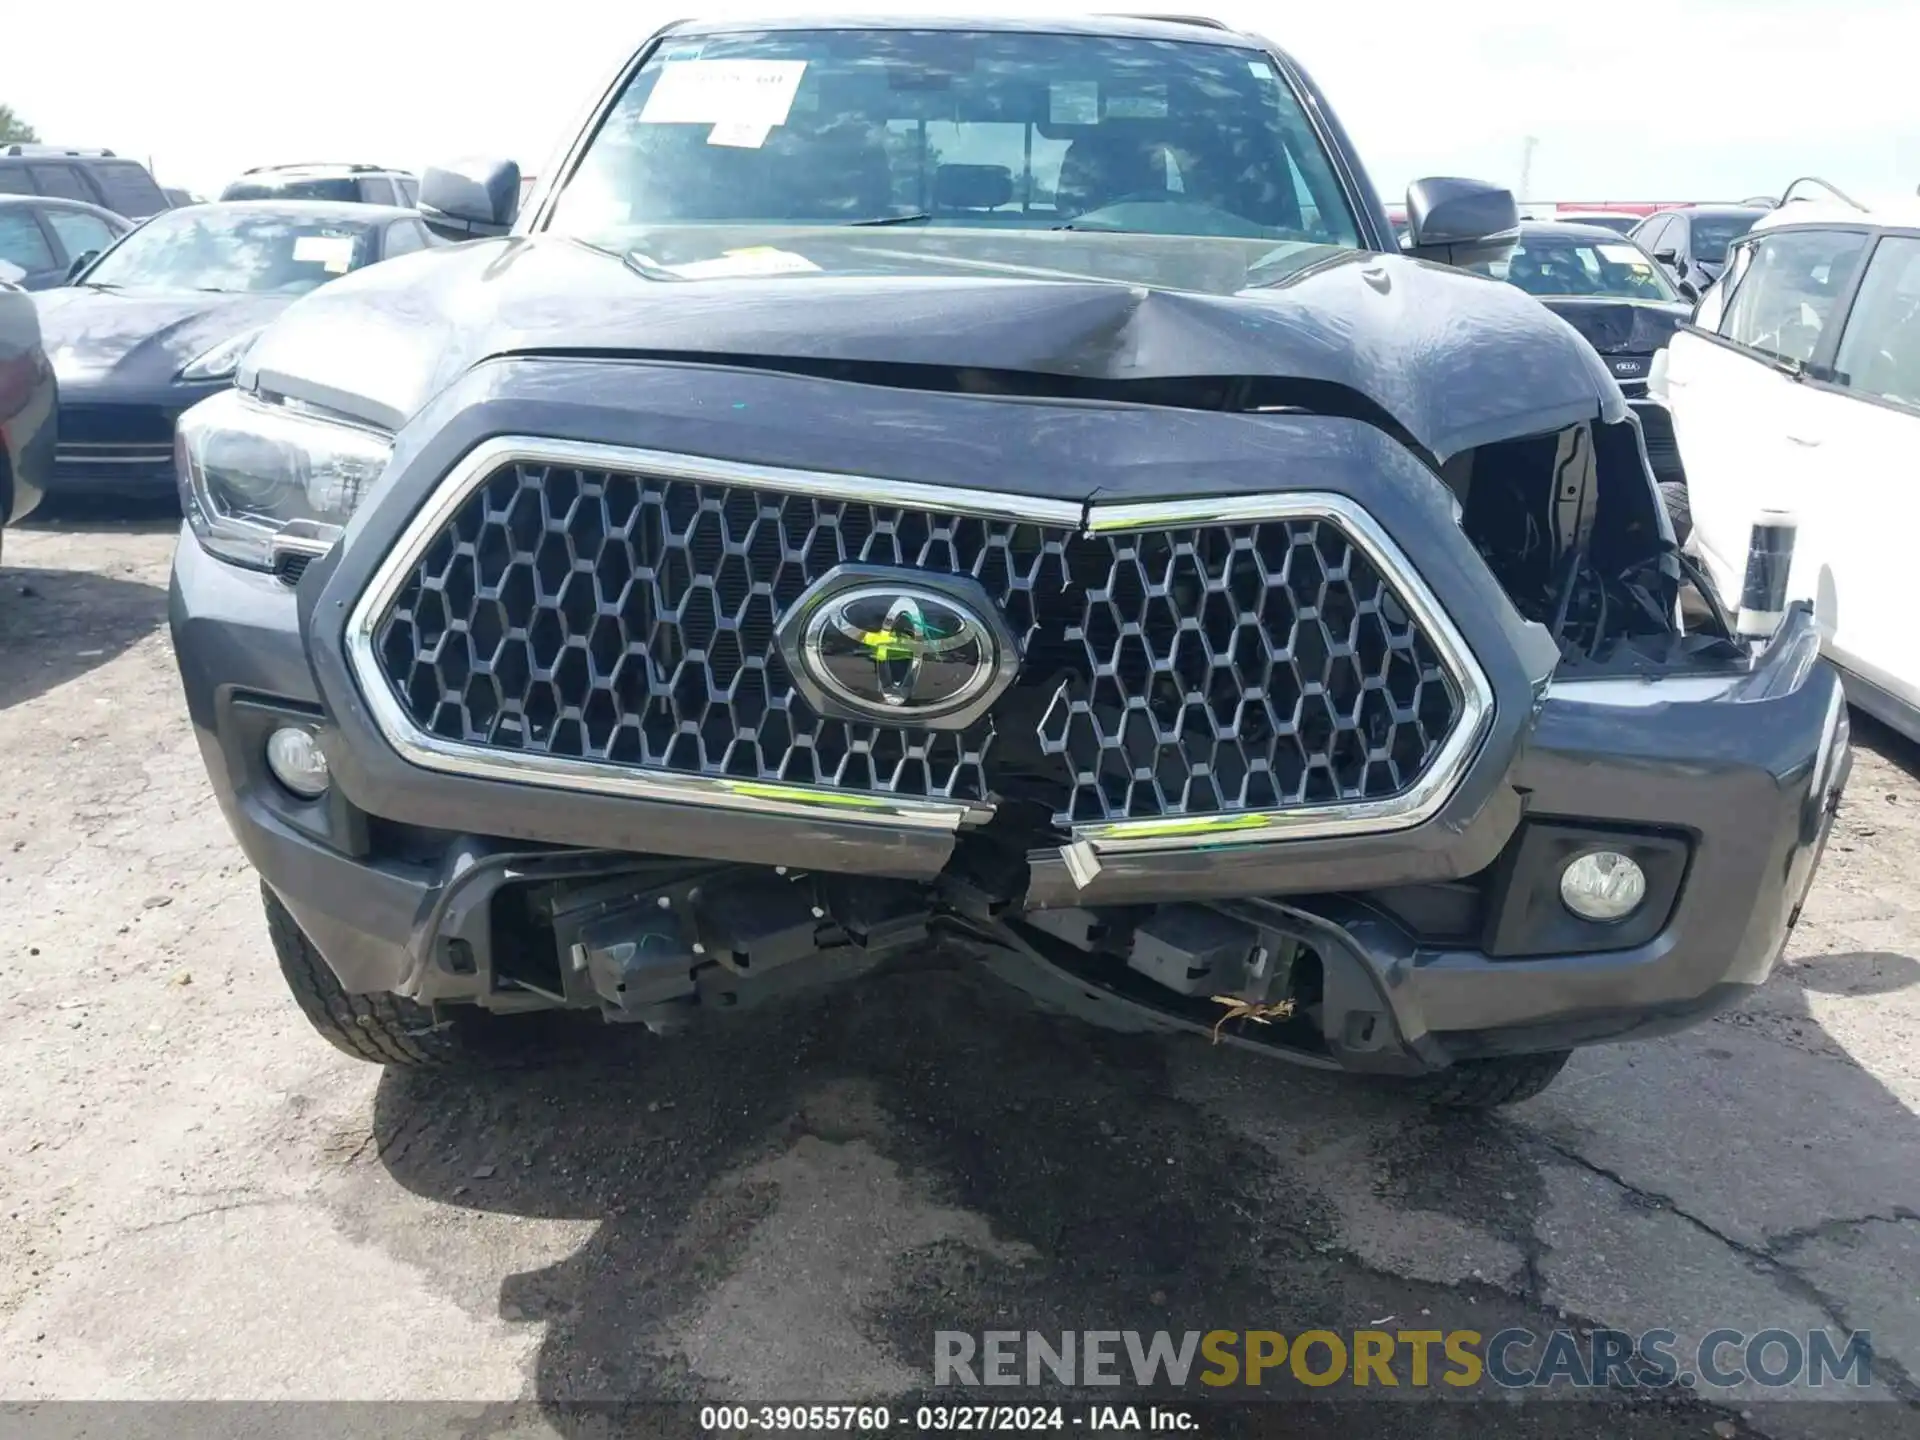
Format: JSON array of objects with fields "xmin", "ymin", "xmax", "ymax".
[{"xmin": 845, "ymin": 212, "xmax": 934, "ymax": 227}]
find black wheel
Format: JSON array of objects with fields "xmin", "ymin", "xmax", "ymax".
[
  {"xmin": 1659, "ymin": 479, "xmax": 1692, "ymax": 547},
  {"xmin": 1402, "ymin": 1052, "xmax": 1571, "ymax": 1110},
  {"xmin": 263, "ymin": 883, "xmax": 503, "ymax": 1067}
]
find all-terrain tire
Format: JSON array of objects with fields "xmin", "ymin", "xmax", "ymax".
[
  {"xmin": 1659, "ymin": 479, "xmax": 1692, "ymax": 547},
  {"xmin": 1404, "ymin": 1051, "xmax": 1571, "ymax": 1110},
  {"xmin": 263, "ymin": 883, "xmax": 481, "ymax": 1067}
]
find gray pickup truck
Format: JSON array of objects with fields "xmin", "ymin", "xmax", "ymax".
[{"xmin": 167, "ymin": 13, "xmax": 1848, "ymax": 1108}]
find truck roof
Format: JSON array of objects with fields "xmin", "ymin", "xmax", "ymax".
[{"xmin": 660, "ymin": 12, "xmax": 1268, "ymax": 47}]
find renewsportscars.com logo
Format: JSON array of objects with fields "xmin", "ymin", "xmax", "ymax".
[{"xmin": 934, "ymin": 1328, "xmax": 1874, "ymax": 1392}]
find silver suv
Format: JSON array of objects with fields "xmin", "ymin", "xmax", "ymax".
[{"xmin": 219, "ymin": 163, "xmax": 419, "ymax": 207}]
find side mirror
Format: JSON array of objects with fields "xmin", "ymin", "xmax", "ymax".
[
  {"xmin": 419, "ymin": 158, "xmax": 521, "ymax": 241},
  {"xmin": 1403, "ymin": 177, "xmax": 1521, "ymax": 268},
  {"xmin": 1653, "ymin": 248, "xmax": 1679, "ymax": 266},
  {"xmin": 66, "ymin": 250, "xmax": 100, "ymax": 283},
  {"xmin": 1677, "ymin": 279, "xmax": 1700, "ymax": 303}
]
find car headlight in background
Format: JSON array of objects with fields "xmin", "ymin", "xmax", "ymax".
[
  {"xmin": 1645, "ymin": 347, "xmax": 1670, "ymax": 404},
  {"xmin": 177, "ymin": 327, "xmax": 265, "ymax": 382},
  {"xmin": 176, "ymin": 388, "xmax": 392, "ymax": 570}
]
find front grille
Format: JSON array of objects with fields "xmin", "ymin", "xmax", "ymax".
[
  {"xmin": 54, "ymin": 404, "xmax": 178, "ymax": 479},
  {"xmin": 58, "ymin": 404, "xmax": 178, "ymax": 447},
  {"xmin": 55, "ymin": 442, "xmax": 175, "ymax": 467},
  {"xmin": 368, "ymin": 459, "xmax": 1467, "ymax": 830}
]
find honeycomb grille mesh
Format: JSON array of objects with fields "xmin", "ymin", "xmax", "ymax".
[{"xmin": 369, "ymin": 461, "xmax": 1465, "ymax": 828}]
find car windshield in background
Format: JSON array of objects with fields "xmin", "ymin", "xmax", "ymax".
[
  {"xmin": 222, "ymin": 178, "xmax": 361, "ymax": 203},
  {"xmin": 1560, "ymin": 214, "xmax": 1640, "ymax": 235},
  {"xmin": 1692, "ymin": 214, "xmax": 1760, "ymax": 263},
  {"xmin": 547, "ymin": 29, "xmax": 1362, "ymax": 252},
  {"xmin": 80, "ymin": 209, "xmax": 376, "ymax": 294},
  {"xmin": 1474, "ymin": 236, "xmax": 1679, "ymax": 302}
]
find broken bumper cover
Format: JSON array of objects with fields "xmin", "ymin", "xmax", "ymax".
[{"xmin": 171, "ymin": 506, "xmax": 1847, "ymax": 1072}]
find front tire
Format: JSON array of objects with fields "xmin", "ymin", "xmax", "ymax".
[
  {"xmin": 264, "ymin": 883, "xmax": 486, "ymax": 1067},
  {"xmin": 1402, "ymin": 1052, "xmax": 1571, "ymax": 1109}
]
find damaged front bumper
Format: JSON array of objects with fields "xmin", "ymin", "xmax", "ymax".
[{"xmin": 171, "ymin": 517, "xmax": 1848, "ymax": 1075}]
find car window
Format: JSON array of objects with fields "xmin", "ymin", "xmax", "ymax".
[
  {"xmin": 1717, "ymin": 228, "xmax": 1868, "ymax": 366},
  {"xmin": 89, "ymin": 161, "xmax": 167, "ymax": 216},
  {"xmin": 1641, "ymin": 216, "xmax": 1673, "ymax": 254},
  {"xmin": 81, "ymin": 208, "xmax": 380, "ymax": 293},
  {"xmin": 1690, "ymin": 213, "xmax": 1760, "ymax": 265},
  {"xmin": 44, "ymin": 207, "xmax": 121, "ymax": 258},
  {"xmin": 0, "ymin": 210, "xmax": 55, "ymax": 271},
  {"xmin": 550, "ymin": 30, "xmax": 1363, "ymax": 252},
  {"xmin": 1693, "ymin": 240, "xmax": 1752, "ymax": 331},
  {"xmin": 28, "ymin": 164, "xmax": 90, "ymax": 201},
  {"xmin": 0, "ymin": 168, "xmax": 32, "ymax": 196},
  {"xmin": 222, "ymin": 177, "xmax": 362, "ymax": 203},
  {"xmin": 357, "ymin": 176, "xmax": 398, "ymax": 205},
  {"xmin": 381, "ymin": 218, "xmax": 425, "ymax": 257},
  {"xmin": 1833, "ymin": 235, "xmax": 1920, "ymax": 411},
  {"xmin": 395, "ymin": 177, "xmax": 419, "ymax": 206},
  {"xmin": 1472, "ymin": 234, "xmax": 1678, "ymax": 302}
]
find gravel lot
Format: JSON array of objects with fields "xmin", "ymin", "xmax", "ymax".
[{"xmin": 3, "ymin": 509, "xmax": 1917, "ymax": 1437}]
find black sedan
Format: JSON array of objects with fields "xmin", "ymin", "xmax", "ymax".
[
  {"xmin": 33, "ymin": 201, "xmax": 437, "ymax": 498},
  {"xmin": 1471, "ymin": 222, "xmax": 1691, "ymax": 503}
]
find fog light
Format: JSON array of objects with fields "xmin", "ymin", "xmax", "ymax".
[
  {"xmin": 266, "ymin": 726, "xmax": 330, "ymax": 798},
  {"xmin": 1559, "ymin": 850, "xmax": 1647, "ymax": 923}
]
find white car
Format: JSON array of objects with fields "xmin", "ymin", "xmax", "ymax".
[{"xmin": 1662, "ymin": 196, "xmax": 1920, "ymax": 741}]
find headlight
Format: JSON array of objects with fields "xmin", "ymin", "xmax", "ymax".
[
  {"xmin": 178, "ymin": 328, "xmax": 264, "ymax": 382},
  {"xmin": 176, "ymin": 388, "xmax": 392, "ymax": 570}
]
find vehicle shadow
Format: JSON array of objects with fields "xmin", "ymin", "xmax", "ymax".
[
  {"xmin": 353, "ymin": 730, "xmax": 1920, "ymax": 1438},
  {"xmin": 1849, "ymin": 711, "xmax": 1920, "ymax": 784},
  {"xmin": 362, "ymin": 917, "xmax": 1919, "ymax": 1437},
  {"xmin": 21, "ymin": 492, "xmax": 181, "ymax": 535},
  {"xmin": 0, "ymin": 563, "xmax": 168, "ymax": 710}
]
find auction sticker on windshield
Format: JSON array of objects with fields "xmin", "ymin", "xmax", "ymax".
[
  {"xmin": 291, "ymin": 235, "xmax": 355, "ymax": 273},
  {"xmin": 708, "ymin": 122, "xmax": 772, "ymax": 148},
  {"xmin": 640, "ymin": 60, "xmax": 808, "ymax": 128},
  {"xmin": 1599, "ymin": 243, "xmax": 1654, "ymax": 269}
]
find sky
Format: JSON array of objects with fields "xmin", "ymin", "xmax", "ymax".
[{"xmin": 4, "ymin": 0, "xmax": 1917, "ymax": 207}]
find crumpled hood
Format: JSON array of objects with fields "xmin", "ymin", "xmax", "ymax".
[
  {"xmin": 243, "ymin": 230, "xmax": 1623, "ymax": 462},
  {"xmin": 34, "ymin": 287, "xmax": 292, "ymax": 388}
]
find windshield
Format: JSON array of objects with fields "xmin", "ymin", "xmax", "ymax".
[
  {"xmin": 1473, "ymin": 235, "xmax": 1678, "ymax": 302},
  {"xmin": 222, "ymin": 177, "xmax": 360, "ymax": 203},
  {"xmin": 1692, "ymin": 214, "xmax": 1760, "ymax": 265},
  {"xmin": 81, "ymin": 209, "xmax": 377, "ymax": 293},
  {"xmin": 547, "ymin": 29, "xmax": 1363, "ymax": 252}
]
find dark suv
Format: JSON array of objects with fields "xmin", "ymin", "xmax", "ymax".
[
  {"xmin": 168, "ymin": 14, "xmax": 1849, "ymax": 1108},
  {"xmin": 0, "ymin": 146, "xmax": 171, "ymax": 220}
]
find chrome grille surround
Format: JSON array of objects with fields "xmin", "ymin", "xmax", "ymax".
[{"xmin": 346, "ymin": 438, "xmax": 1493, "ymax": 852}]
